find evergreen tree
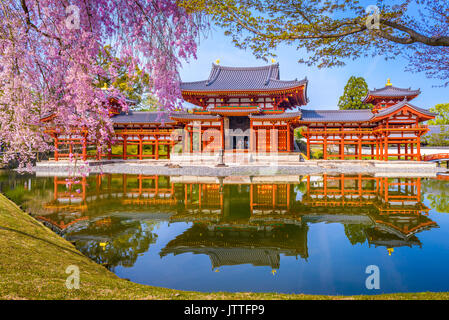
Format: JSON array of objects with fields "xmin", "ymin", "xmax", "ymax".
[{"xmin": 338, "ymin": 76, "xmax": 373, "ymax": 110}]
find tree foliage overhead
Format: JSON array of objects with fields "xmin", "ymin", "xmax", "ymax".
[
  {"xmin": 338, "ymin": 76, "xmax": 373, "ymax": 110},
  {"xmin": 181, "ymin": 0, "xmax": 449, "ymax": 85}
]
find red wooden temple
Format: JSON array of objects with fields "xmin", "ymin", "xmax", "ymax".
[{"xmin": 41, "ymin": 63, "xmax": 436, "ymax": 161}]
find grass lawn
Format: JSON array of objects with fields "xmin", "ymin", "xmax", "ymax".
[{"xmin": 0, "ymin": 193, "xmax": 448, "ymax": 300}]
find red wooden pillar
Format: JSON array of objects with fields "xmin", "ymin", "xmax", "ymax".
[
  {"xmin": 123, "ymin": 135, "xmax": 127, "ymax": 160},
  {"xmin": 155, "ymin": 134, "xmax": 159, "ymax": 160},
  {"xmin": 323, "ymin": 133, "xmax": 327, "ymax": 160},
  {"xmin": 358, "ymin": 136, "xmax": 362, "ymax": 160},
  {"xmin": 54, "ymin": 134, "xmax": 59, "ymax": 161},
  {"xmin": 306, "ymin": 126, "xmax": 310, "ymax": 159},
  {"xmin": 340, "ymin": 135, "xmax": 344, "ymax": 160},
  {"xmin": 82, "ymin": 134, "xmax": 87, "ymax": 161},
  {"xmin": 417, "ymin": 136, "xmax": 421, "ymax": 161},
  {"xmin": 323, "ymin": 124, "xmax": 327, "ymax": 160},
  {"xmin": 139, "ymin": 135, "xmax": 143, "ymax": 160},
  {"xmin": 384, "ymin": 121, "xmax": 389, "ymax": 161},
  {"xmin": 380, "ymin": 137, "xmax": 383, "ymax": 160},
  {"xmin": 397, "ymin": 143, "xmax": 401, "ymax": 160},
  {"xmin": 286, "ymin": 122, "xmax": 291, "ymax": 152},
  {"xmin": 405, "ymin": 143, "xmax": 408, "ymax": 160},
  {"xmin": 221, "ymin": 118, "xmax": 225, "ymax": 151}
]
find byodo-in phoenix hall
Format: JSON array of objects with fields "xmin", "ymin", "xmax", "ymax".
[{"xmin": 42, "ymin": 63, "xmax": 436, "ymax": 162}]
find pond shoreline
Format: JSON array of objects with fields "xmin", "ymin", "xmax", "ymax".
[{"xmin": 34, "ymin": 159, "xmax": 444, "ymax": 177}]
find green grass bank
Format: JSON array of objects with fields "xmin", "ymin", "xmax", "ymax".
[{"xmin": 0, "ymin": 192, "xmax": 448, "ymax": 300}]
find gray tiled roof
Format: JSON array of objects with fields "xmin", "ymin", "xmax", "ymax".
[
  {"xmin": 180, "ymin": 63, "xmax": 307, "ymax": 92},
  {"xmin": 364, "ymin": 85, "xmax": 420, "ymax": 101},
  {"xmin": 210, "ymin": 107, "xmax": 261, "ymax": 114},
  {"xmin": 111, "ymin": 111, "xmax": 175, "ymax": 124},
  {"xmin": 300, "ymin": 109, "xmax": 374, "ymax": 122},
  {"xmin": 372, "ymin": 100, "xmax": 436, "ymax": 118},
  {"xmin": 169, "ymin": 113, "xmax": 222, "ymax": 121},
  {"xmin": 249, "ymin": 111, "xmax": 302, "ymax": 120}
]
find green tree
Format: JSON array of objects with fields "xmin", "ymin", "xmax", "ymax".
[
  {"xmin": 94, "ymin": 46, "xmax": 152, "ymax": 108},
  {"xmin": 422, "ymin": 179, "xmax": 449, "ymax": 214},
  {"xmin": 422, "ymin": 103, "xmax": 449, "ymax": 146},
  {"xmin": 428, "ymin": 103, "xmax": 449, "ymax": 125},
  {"xmin": 338, "ymin": 76, "xmax": 373, "ymax": 110}
]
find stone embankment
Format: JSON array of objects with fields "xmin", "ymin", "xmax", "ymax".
[{"xmin": 34, "ymin": 159, "xmax": 444, "ymax": 178}]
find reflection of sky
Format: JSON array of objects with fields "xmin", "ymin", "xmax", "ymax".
[
  {"xmin": 112, "ymin": 207, "xmax": 449, "ymax": 295},
  {"xmin": 180, "ymin": 25, "xmax": 447, "ymax": 110}
]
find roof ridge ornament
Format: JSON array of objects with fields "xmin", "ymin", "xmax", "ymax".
[
  {"xmin": 206, "ymin": 62, "xmax": 221, "ymax": 86},
  {"xmin": 265, "ymin": 64, "xmax": 273, "ymax": 85},
  {"xmin": 386, "ymin": 78, "xmax": 392, "ymax": 86}
]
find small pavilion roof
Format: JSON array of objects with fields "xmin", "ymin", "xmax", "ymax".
[
  {"xmin": 180, "ymin": 63, "xmax": 307, "ymax": 93},
  {"xmin": 372, "ymin": 100, "xmax": 437, "ymax": 120},
  {"xmin": 363, "ymin": 84, "xmax": 421, "ymax": 103}
]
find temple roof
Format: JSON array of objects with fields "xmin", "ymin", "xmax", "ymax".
[
  {"xmin": 301, "ymin": 109, "xmax": 374, "ymax": 122},
  {"xmin": 111, "ymin": 111, "xmax": 176, "ymax": 124},
  {"xmin": 107, "ymin": 101, "xmax": 435, "ymax": 125},
  {"xmin": 209, "ymin": 107, "xmax": 261, "ymax": 116},
  {"xmin": 249, "ymin": 111, "xmax": 302, "ymax": 120},
  {"xmin": 372, "ymin": 100, "xmax": 436, "ymax": 119},
  {"xmin": 363, "ymin": 84, "xmax": 421, "ymax": 103},
  {"xmin": 169, "ymin": 112, "xmax": 222, "ymax": 122},
  {"xmin": 180, "ymin": 63, "xmax": 307, "ymax": 92},
  {"xmin": 301, "ymin": 101, "xmax": 435, "ymax": 123}
]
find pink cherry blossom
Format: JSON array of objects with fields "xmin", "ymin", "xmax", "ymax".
[{"xmin": 0, "ymin": 1, "xmax": 204, "ymax": 170}]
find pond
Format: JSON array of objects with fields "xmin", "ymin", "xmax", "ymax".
[{"xmin": 1, "ymin": 171, "xmax": 449, "ymax": 295}]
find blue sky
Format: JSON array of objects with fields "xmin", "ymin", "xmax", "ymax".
[{"xmin": 180, "ymin": 29, "xmax": 448, "ymax": 111}]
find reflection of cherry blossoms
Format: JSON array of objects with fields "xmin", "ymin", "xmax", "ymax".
[{"xmin": 0, "ymin": 1, "xmax": 203, "ymax": 170}]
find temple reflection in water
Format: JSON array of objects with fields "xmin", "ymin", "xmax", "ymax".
[{"xmin": 38, "ymin": 174, "xmax": 436, "ymax": 270}]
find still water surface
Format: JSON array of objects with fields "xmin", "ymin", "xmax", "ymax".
[{"xmin": 1, "ymin": 171, "xmax": 449, "ymax": 295}]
